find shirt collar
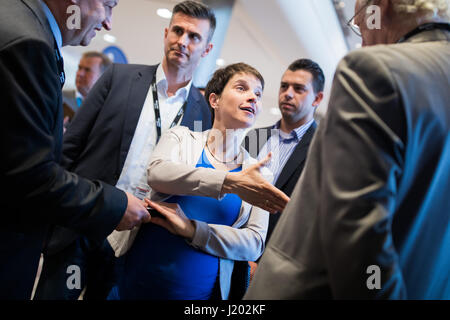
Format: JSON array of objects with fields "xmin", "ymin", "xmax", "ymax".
[
  {"xmin": 274, "ymin": 118, "xmax": 314, "ymax": 141},
  {"xmin": 156, "ymin": 64, "xmax": 192, "ymax": 101},
  {"xmin": 41, "ymin": 1, "xmax": 62, "ymax": 49},
  {"xmin": 75, "ymin": 90, "xmax": 84, "ymax": 100}
]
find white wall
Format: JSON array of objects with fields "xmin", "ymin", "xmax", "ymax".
[{"xmin": 61, "ymin": 0, "xmax": 349, "ymax": 128}]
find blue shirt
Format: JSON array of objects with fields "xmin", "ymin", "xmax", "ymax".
[
  {"xmin": 115, "ymin": 150, "xmax": 242, "ymax": 300},
  {"xmin": 41, "ymin": 1, "xmax": 62, "ymax": 49},
  {"xmin": 258, "ymin": 119, "xmax": 314, "ymax": 184}
]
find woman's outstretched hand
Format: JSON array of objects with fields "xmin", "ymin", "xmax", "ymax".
[
  {"xmin": 221, "ymin": 152, "xmax": 290, "ymax": 213},
  {"xmin": 144, "ymin": 199, "xmax": 195, "ymax": 241}
]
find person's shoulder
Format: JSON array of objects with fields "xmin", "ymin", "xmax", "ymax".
[
  {"xmin": 163, "ymin": 126, "xmax": 206, "ymax": 147},
  {"xmin": 166, "ymin": 125, "xmax": 199, "ymax": 139},
  {"xmin": 341, "ymin": 42, "xmax": 427, "ymax": 73},
  {"xmin": 110, "ymin": 63, "xmax": 157, "ymax": 74},
  {"xmin": 0, "ymin": 0, "xmax": 51, "ymax": 50},
  {"xmin": 335, "ymin": 45, "xmax": 400, "ymax": 91}
]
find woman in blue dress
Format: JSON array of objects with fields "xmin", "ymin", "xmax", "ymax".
[{"xmin": 108, "ymin": 63, "xmax": 288, "ymax": 300}]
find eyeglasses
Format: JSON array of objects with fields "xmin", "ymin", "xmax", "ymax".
[{"xmin": 346, "ymin": 0, "xmax": 372, "ymax": 37}]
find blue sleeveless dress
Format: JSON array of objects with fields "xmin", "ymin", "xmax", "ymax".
[{"xmin": 111, "ymin": 150, "xmax": 242, "ymax": 299}]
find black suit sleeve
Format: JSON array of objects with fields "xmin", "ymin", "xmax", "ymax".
[{"xmin": 0, "ymin": 38, "xmax": 126, "ymax": 240}]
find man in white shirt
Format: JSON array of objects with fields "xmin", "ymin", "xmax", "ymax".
[{"xmin": 35, "ymin": 0, "xmax": 217, "ymax": 300}]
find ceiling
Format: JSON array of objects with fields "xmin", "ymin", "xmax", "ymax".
[{"xmin": 61, "ymin": 0, "xmax": 360, "ymax": 128}]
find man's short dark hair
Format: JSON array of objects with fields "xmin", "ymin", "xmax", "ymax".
[
  {"xmin": 205, "ymin": 63, "xmax": 264, "ymax": 123},
  {"xmin": 172, "ymin": 1, "xmax": 217, "ymax": 42},
  {"xmin": 288, "ymin": 58, "xmax": 325, "ymax": 94},
  {"xmin": 81, "ymin": 51, "xmax": 112, "ymax": 73}
]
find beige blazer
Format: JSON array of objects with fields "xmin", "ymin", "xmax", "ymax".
[{"xmin": 109, "ymin": 125, "xmax": 270, "ymax": 299}]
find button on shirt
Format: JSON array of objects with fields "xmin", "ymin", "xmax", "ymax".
[
  {"xmin": 258, "ymin": 119, "xmax": 314, "ymax": 184},
  {"xmin": 115, "ymin": 65, "xmax": 192, "ymax": 198}
]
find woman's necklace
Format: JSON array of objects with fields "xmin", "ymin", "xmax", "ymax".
[{"xmin": 206, "ymin": 140, "xmax": 241, "ymax": 164}]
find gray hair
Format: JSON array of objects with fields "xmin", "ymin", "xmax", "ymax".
[{"xmin": 393, "ymin": 0, "xmax": 449, "ymax": 19}]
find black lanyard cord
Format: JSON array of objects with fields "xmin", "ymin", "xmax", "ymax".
[{"xmin": 151, "ymin": 72, "xmax": 188, "ymax": 143}]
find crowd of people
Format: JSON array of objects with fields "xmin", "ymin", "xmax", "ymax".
[{"xmin": 0, "ymin": 0, "xmax": 448, "ymax": 300}]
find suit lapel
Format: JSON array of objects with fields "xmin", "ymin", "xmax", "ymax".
[
  {"xmin": 23, "ymin": 0, "xmax": 64, "ymax": 87},
  {"xmin": 274, "ymin": 122, "xmax": 317, "ymax": 189},
  {"xmin": 118, "ymin": 65, "xmax": 156, "ymax": 171},
  {"xmin": 245, "ymin": 126, "xmax": 273, "ymax": 158},
  {"xmin": 181, "ymin": 86, "xmax": 203, "ymax": 130}
]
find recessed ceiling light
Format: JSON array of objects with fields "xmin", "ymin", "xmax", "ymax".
[
  {"xmin": 216, "ymin": 58, "xmax": 226, "ymax": 66},
  {"xmin": 103, "ymin": 34, "xmax": 116, "ymax": 43},
  {"xmin": 157, "ymin": 8, "xmax": 172, "ymax": 19}
]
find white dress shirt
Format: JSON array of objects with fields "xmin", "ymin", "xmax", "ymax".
[{"xmin": 115, "ymin": 64, "xmax": 192, "ymax": 199}]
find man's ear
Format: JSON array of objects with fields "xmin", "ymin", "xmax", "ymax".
[
  {"xmin": 312, "ymin": 92, "xmax": 324, "ymax": 107},
  {"xmin": 201, "ymin": 43, "xmax": 213, "ymax": 58}
]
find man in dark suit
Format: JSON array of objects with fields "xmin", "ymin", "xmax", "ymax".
[
  {"xmin": 243, "ymin": 58, "xmax": 324, "ymax": 281},
  {"xmin": 0, "ymin": 0, "xmax": 151, "ymax": 300},
  {"xmin": 63, "ymin": 51, "xmax": 112, "ymax": 128},
  {"xmin": 246, "ymin": 0, "xmax": 450, "ymax": 299},
  {"xmin": 245, "ymin": 59, "xmax": 324, "ymax": 242},
  {"xmin": 34, "ymin": 0, "xmax": 217, "ymax": 300}
]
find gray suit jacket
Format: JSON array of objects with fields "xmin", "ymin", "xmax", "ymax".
[{"xmin": 245, "ymin": 28, "xmax": 450, "ymax": 299}]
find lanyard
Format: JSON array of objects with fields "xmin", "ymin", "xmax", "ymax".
[
  {"xmin": 397, "ymin": 23, "xmax": 450, "ymax": 43},
  {"xmin": 151, "ymin": 72, "xmax": 188, "ymax": 143}
]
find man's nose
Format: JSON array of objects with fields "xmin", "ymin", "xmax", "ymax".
[
  {"xmin": 103, "ymin": 16, "xmax": 112, "ymax": 31},
  {"xmin": 247, "ymin": 91, "xmax": 257, "ymax": 103},
  {"xmin": 283, "ymin": 87, "xmax": 294, "ymax": 99},
  {"xmin": 177, "ymin": 33, "xmax": 189, "ymax": 47}
]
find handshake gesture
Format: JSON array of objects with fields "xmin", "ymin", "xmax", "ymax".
[{"xmin": 115, "ymin": 192, "xmax": 152, "ymax": 231}]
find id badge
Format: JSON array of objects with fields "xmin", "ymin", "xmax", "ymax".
[{"xmin": 134, "ymin": 183, "xmax": 150, "ymax": 200}]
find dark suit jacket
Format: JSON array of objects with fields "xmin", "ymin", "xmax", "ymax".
[
  {"xmin": 46, "ymin": 63, "xmax": 213, "ymax": 253},
  {"xmin": 0, "ymin": 0, "xmax": 127, "ymax": 299},
  {"xmin": 244, "ymin": 122, "xmax": 317, "ymax": 242}
]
